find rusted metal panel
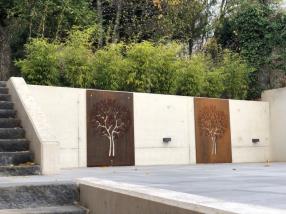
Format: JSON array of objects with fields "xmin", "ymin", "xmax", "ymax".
[
  {"xmin": 194, "ymin": 98, "xmax": 232, "ymax": 163},
  {"xmin": 86, "ymin": 90, "xmax": 134, "ymax": 166}
]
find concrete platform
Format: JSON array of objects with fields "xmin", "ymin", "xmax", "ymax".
[{"xmin": 0, "ymin": 163, "xmax": 286, "ymax": 212}]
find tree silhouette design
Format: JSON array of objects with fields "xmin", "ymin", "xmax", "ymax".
[
  {"xmin": 199, "ymin": 105, "xmax": 227, "ymax": 155},
  {"xmin": 90, "ymin": 99, "xmax": 131, "ymax": 157}
]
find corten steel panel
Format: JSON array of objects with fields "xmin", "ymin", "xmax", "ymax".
[
  {"xmin": 87, "ymin": 90, "xmax": 134, "ymax": 166},
  {"xmin": 194, "ymin": 98, "xmax": 232, "ymax": 163}
]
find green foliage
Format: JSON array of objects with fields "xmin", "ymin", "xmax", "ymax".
[
  {"xmin": 93, "ymin": 44, "xmax": 130, "ymax": 90},
  {"xmin": 16, "ymin": 27, "xmax": 253, "ymax": 99},
  {"xmin": 176, "ymin": 49, "xmax": 252, "ymax": 99},
  {"xmin": 16, "ymin": 27, "xmax": 97, "ymax": 88},
  {"xmin": 176, "ymin": 54, "xmax": 209, "ymax": 96},
  {"xmin": 215, "ymin": 1, "xmax": 286, "ymax": 98},
  {"xmin": 125, "ymin": 42, "xmax": 180, "ymax": 94},
  {"xmin": 15, "ymin": 39, "xmax": 60, "ymax": 85},
  {"xmin": 218, "ymin": 50, "xmax": 254, "ymax": 99},
  {"xmin": 58, "ymin": 27, "xmax": 96, "ymax": 88}
]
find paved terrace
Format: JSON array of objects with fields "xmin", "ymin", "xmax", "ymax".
[{"xmin": 0, "ymin": 163, "xmax": 286, "ymax": 211}]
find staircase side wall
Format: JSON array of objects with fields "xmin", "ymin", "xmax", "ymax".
[{"xmin": 28, "ymin": 85, "xmax": 86, "ymax": 168}]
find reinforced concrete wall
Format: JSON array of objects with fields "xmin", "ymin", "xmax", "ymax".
[
  {"xmin": 262, "ymin": 88, "xmax": 286, "ymax": 161},
  {"xmin": 28, "ymin": 85, "xmax": 87, "ymax": 168},
  {"xmin": 229, "ymin": 100, "xmax": 270, "ymax": 163},
  {"xmin": 133, "ymin": 93, "xmax": 196, "ymax": 165},
  {"xmin": 15, "ymin": 80, "xmax": 270, "ymax": 168}
]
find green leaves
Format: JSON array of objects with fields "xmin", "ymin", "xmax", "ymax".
[{"xmin": 16, "ymin": 28, "xmax": 253, "ymax": 100}]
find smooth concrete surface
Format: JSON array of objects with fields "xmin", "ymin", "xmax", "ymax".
[
  {"xmin": 29, "ymin": 85, "xmax": 87, "ymax": 168},
  {"xmin": 79, "ymin": 178, "xmax": 282, "ymax": 214},
  {"xmin": 0, "ymin": 163, "xmax": 286, "ymax": 212},
  {"xmin": 134, "ymin": 93, "xmax": 196, "ymax": 165},
  {"xmin": 229, "ymin": 100, "xmax": 270, "ymax": 163},
  {"xmin": 262, "ymin": 88, "xmax": 286, "ymax": 161},
  {"xmin": 7, "ymin": 78, "xmax": 60, "ymax": 175}
]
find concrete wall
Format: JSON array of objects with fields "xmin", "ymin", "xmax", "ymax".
[
  {"xmin": 133, "ymin": 93, "xmax": 196, "ymax": 165},
  {"xmin": 229, "ymin": 100, "xmax": 270, "ymax": 163},
  {"xmin": 25, "ymin": 83, "xmax": 270, "ymax": 167},
  {"xmin": 262, "ymin": 88, "xmax": 286, "ymax": 161},
  {"xmin": 28, "ymin": 85, "xmax": 86, "ymax": 168}
]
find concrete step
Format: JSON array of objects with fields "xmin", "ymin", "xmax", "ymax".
[
  {"xmin": 0, "ymin": 101, "xmax": 13, "ymax": 109},
  {"xmin": 0, "ymin": 206, "xmax": 87, "ymax": 214},
  {"xmin": 0, "ymin": 151, "xmax": 33, "ymax": 166},
  {"xmin": 0, "ymin": 165, "xmax": 40, "ymax": 176},
  {"xmin": 0, "ymin": 110, "xmax": 16, "ymax": 118},
  {"xmin": 0, "ymin": 118, "xmax": 21, "ymax": 128},
  {"xmin": 0, "ymin": 183, "xmax": 80, "ymax": 209},
  {"xmin": 0, "ymin": 128, "xmax": 25, "ymax": 139},
  {"xmin": 0, "ymin": 82, "xmax": 6, "ymax": 87},
  {"xmin": 0, "ymin": 88, "xmax": 8, "ymax": 94},
  {"xmin": 0, "ymin": 94, "xmax": 10, "ymax": 101},
  {"xmin": 0, "ymin": 139, "xmax": 29, "ymax": 152}
]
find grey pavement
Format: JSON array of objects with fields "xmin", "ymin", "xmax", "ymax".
[{"xmin": 0, "ymin": 163, "xmax": 286, "ymax": 210}]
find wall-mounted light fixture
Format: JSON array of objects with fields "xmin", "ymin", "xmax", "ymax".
[
  {"xmin": 163, "ymin": 138, "xmax": 171, "ymax": 143},
  {"xmin": 252, "ymin": 139, "xmax": 260, "ymax": 144}
]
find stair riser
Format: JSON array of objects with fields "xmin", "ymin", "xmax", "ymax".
[
  {"xmin": 0, "ymin": 152, "xmax": 33, "ymax": 166},
  {"xmin": 0, "ymin": 82, "xmax": 6, "ymax": 87},
  {"xmin": 0, "ymin": 95, "xmax": 10, "ymax": 101},
  {"xmin": 0, "ymin": 111, "xmax": 16, "ymax": 118},
  {"xmin": 0, "ymin": 184, "xmax": 79, "ymax": 209},
  {"xmin": 0, "ymin": 119, "xmax": 21, "ymax": 128},
  {"xmin": 0, "ymin": 88, "xmax": 8, "ymax": 94},
  {"xmin": 0, "ymin": 102, "xmax": 13, "ymax": 109},
  {"xmin": 0, "ymin": 119, "xmax": 20, "ymax": 127},
  {"xmin": 0, "ymin": 165, "xmax": 40, "ymax": 176},
  {"xmin": 0, "ymin": 129, "xmax": 25, "ymax": 139},
  {"xmin": 0, "ymin": 140, "xmax": 29, "ymax": 152}
]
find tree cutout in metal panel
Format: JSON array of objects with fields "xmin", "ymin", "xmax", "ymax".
[
  {"xmin": 90, "ymin": 99, "xmax": 131, "ymax": 157},
  {"xmin": 199, "ymin": 105, "xmax": 227, "ymax": 155}
]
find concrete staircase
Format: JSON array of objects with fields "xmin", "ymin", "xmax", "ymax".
[
  {"xmin": 0, "ymin": 81, "xmax": 40, "ymax": 176},
  {"xmin": 0, "ymin": 182, "xmax": 87, "ymax": 213}
]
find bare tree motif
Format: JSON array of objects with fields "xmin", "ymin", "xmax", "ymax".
[
  {"xmin": 199, "ymin": 105, "xmax": 227, "ymax": 155},
  {"xmin": 90, "ymin": 99, "xmax": 131, "ymax": 157}
]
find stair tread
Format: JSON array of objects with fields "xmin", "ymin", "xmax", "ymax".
[
  {"xmin": 0, "ymin": 206, "xmax": 87, "ymax": 214},
  {"xmin": 0, "ymin": 165, "xmax": 40, "ymax": 176}
]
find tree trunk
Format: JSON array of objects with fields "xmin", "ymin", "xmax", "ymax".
[
  {"xmin": 97, "ymin": 0, "xmax": 104, "ymax": 47},
  {"xmin": 188, "ymin": 38, "xmax": 193, "ymax": 56},
  {"xmin": 112, "ymin": 0, "xmax": 122, "ymax": 43},
  {"xmin": 0, "ymin": 25, "xmax": 11, "ymax": 80}
]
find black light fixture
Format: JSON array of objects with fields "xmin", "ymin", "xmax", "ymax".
[
  {"xmin": 163, "ymin": 138, "xmax": 171, "ymax": 143},
  {"xmin": 252, "ymin": 139, "xmax": 260, "ymax": 144}
]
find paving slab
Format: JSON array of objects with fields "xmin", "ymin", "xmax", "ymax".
[{"xmin": 0, "ymin": 163, "xmax": 285, "ymax": 211}]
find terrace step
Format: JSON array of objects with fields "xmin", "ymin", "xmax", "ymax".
[
  {"xmin": 0, "ymin": 183, "xmax": 81, "ymax": 209},
  {"xmin": 0, "ymin": 206, "xmax": 87, "ymax": 214},
  {"xmin": 0, "ymin": 101, "xmax": 13, "ymax": 109},
  {"xmin": 0, "ymin": 110, "xmax": 16, "ymax": 118},
  {"xmin": 0, "ymin": 139, "xmax": 29, "ymax": 152},
  {"xmin": 0, "ymin": 94, "xmax": 11, "ymax": 101},
  {"xmin": 0, "ymin": 82, "xmax": 6, "ymax": 87},
  {"xmin": 0, "ymin": 128, "xmax": 25, "ymax": 139},
  {"xmin": 0, "ymin": 88, "xmax": 8, "ymax": 94},
  {"xmin": 0, "ymin": 165, "xmax": 40, "ymax": 176},
  {"xmin": 0, "ymin": 119, "xmax": 21, "ymax": 128},
  {"xmin": 0, "ymin": 151, "xmax": 33, "ymax": 166}
]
